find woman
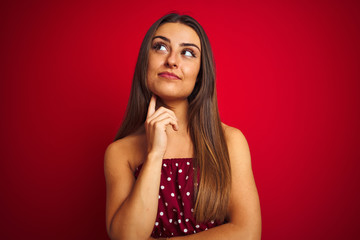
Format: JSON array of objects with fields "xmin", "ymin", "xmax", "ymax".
[{"xmin": 104, "ymin": 13, "xmax": 261, "ymax": 240}]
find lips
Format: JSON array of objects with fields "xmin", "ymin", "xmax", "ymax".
[{"xmin": 158, "ymin": 72, "xmax": 180, "ymax": 80}]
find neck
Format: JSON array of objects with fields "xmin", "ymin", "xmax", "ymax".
[{"xmin": 159, "ymin": 98, "xmax": 189, "ymax": 133}]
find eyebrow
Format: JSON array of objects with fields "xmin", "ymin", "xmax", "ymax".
[{"xmin": 152, "ymin": 36, "xmax": 201, "ymax": 52}]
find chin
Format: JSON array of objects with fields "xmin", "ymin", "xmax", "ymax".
[
  {"xmin": 156, "ymin": 93, "xmax": 188, "ymax": 102},
  {"xmin": 152, "ymin": 90, "xmax": 190, "ymax": 103},
  {"xmin": 147, "ymin": 81, "xmax": 195, "ymax": 102}
]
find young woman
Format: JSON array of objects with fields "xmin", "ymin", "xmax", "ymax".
[{"xmin": 104, "ymin": 13, "xmax": 261, "ymax": 240}]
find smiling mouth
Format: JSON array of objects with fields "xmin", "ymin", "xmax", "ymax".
[{"xmin": 158, "ymin": 72, "xmax": 180, "ymax": 80}]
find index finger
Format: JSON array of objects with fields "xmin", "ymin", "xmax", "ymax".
[{"xmin": 147, "ymin": 95, "xmax": 156, "ymax": 118}]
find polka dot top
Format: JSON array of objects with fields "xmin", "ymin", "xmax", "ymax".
[{"xmin": 134, "ymin": 158, "xmax": 223, "ymax": 238}]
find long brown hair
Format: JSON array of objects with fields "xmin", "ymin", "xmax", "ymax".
[{"xmin": 114, "ymin": 13, "xmax": 231, "ymax": 223}]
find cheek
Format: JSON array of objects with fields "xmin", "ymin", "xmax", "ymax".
[
  {"xmin": 147, "ymin": 59, "xmax": 156, "ymax": 87},
  {"xmin": 147, "ymin": 56, "xmax": 155, "ymax": 74},
  {"xmin": 185, "ymin": 62, "xmax": 201, "ymax": 79},
  {"xmin": 147, "ymin": 54, "xmax": 163, "ymax": 78},
  {"xmin": 146, "ymin": 57, "xmax": 158, "ymax": 89}
]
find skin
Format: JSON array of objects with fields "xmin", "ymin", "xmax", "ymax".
[
  {"xmin": 147, "ymin": 22, "xmax": 201, "ymax": 104},
  {"xmin": 104, "ymin": 23, "xmax": 261, "ymax": 240}
]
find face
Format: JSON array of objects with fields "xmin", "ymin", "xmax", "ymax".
[{"xmin": 147, "ymin": 22, "xmax": 201, "ymax": 102}]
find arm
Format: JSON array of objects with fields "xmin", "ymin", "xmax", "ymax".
[
  {"xmin": 172, "ymin": 127, "xmax": 262, "ymax": 240},
  {"xmin": 105, "ymin": 143, "xmax": 163, "ymax": 240},
  {"xmin": 105, "ymin": 95, "xmax": 179, "ymax": 240}
]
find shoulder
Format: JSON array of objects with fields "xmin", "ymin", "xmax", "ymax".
[
  {"xmin": 221, "ymin": 122, "xmax": 251, "ymax": 167},
  {"xmin": 221, "ymin": 123, "xmax": 249, "ymax": 153},
  {"xmin": 105, "ymin": 133, "xmax": 145, "ymax": 155},
  {"xmin": 221, "ymin": 122, "xmax": 246, "ymax": 140},
  {"xmin": 104, "ymin": 131, "xmax": 147, "ymax": 172}
]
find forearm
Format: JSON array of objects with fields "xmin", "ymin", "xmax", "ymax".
[
  {"xmin": 110, "ymin": 153, "xmax": 163, "ymax": 240},
  {"xmin": 171, "ymin": 222, "xmax": 260, "ymax": 240}
]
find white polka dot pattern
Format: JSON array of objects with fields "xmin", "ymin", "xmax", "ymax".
[{"xmin": 134, "ymin": 158, "xmax": 221, "ymax": 238}]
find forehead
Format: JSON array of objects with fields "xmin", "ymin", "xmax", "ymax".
[{"xmin": 154, "ymin": 23, "xmax": 201, "ymax": 48}]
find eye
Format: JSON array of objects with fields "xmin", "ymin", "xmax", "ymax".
[
  {"xmin": 182, "ymin": 49, "xmax": 196, "ymax": 57},
  {"xmin": 152, "ymin": 42, "xmax": 167, "ymax": 52}
]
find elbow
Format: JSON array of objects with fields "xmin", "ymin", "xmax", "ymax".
[
  {"xmin": 108, "ymin": 234, "xmax": 150, "ymax": 240},
  {"xmin": 107, "ymin": 223, "xmax": 119, "ymax": 240},
  {"xmin": 107, "ymin": 219, "xmax": 119, "ymax": 240},
  {"xmin": 107, "ymin": 221, "xmax": 124, "ymax": 240},
  {"xmin": 107, "ymin": 228, "xmax": 129, "ymax": 240},
  {"xmin": 106, "ymin": 221, "xmax": 112, "ymax": 239},
  {"xmin": 107, "ymin": 223, "xmax": 150, "ymax": 240}
]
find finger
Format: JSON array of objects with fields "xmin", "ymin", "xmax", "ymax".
[
  {"xmin": 148, "ymin": 112, "xmax": 178, "ymax": 127},
  {"xmin": 147, "ymin": 106, "xmax": 177, "ymax": 123},
  {"xmin": 157, "ymin": 116, "xmax": 179, "ymax": 131},
  {"xmin": 147, "ymin": 95, "xmax": 156, "ymax": 118},
  {"xmin": 147, "ymin": 109, "xmax": 177, "ymax": 125}
]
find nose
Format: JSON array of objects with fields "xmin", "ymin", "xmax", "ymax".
[{"xmin": 165, "ymin": 51, "xmax": 179, "ymax": 68}]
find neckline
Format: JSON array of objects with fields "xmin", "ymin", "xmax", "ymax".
[{"xmin": 163, "ymin": 157, "xmax": 193, "ymax": 160}]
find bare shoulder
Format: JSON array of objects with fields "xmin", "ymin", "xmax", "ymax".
[
  {"xmin": 104, "ymin": 132, "xmax": 147, "ymax": 173},
  {"xmin": 221, "ymin": 122, "xmax": 247, "ymax": 141},
  {"xmin": 221, "ymin": 123, "xmax": 250, "ymax": 160}
]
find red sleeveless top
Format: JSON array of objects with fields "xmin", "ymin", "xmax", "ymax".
[{"xmin": 134, "ymin": 158, "xmax": 223, "ymax": 238}]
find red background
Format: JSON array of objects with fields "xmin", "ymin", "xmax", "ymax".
[{"xmin": 1, "ymin": 0, "xmax": 359, "ymax": 239}]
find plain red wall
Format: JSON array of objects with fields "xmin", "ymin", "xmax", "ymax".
[{"xmin": 1, "ymin": 0, "xmax": 359, "ymax": 239}]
